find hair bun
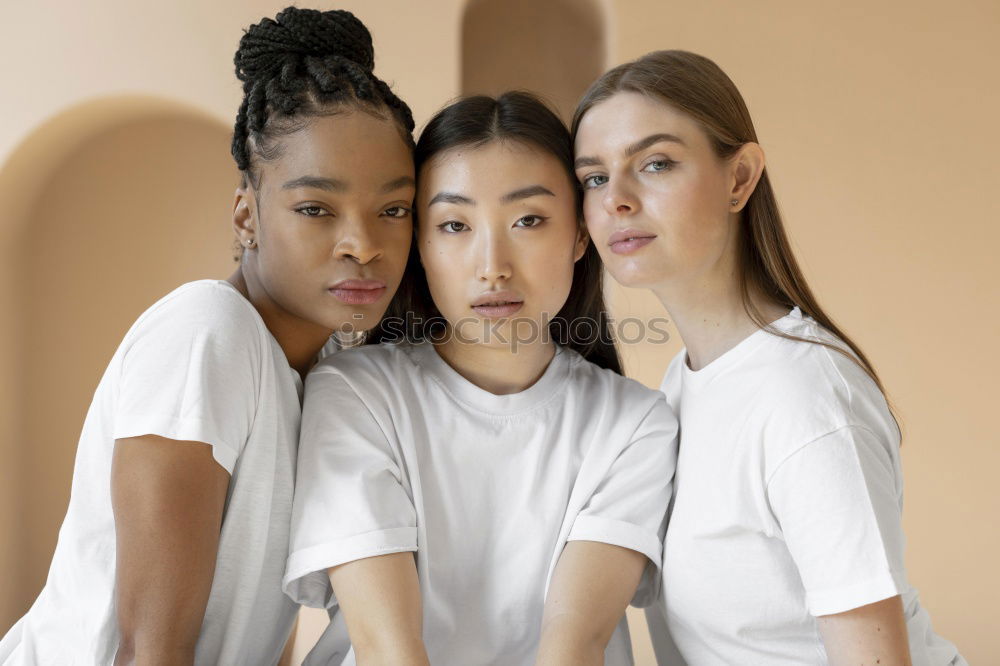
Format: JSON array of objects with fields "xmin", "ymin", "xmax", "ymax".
[{"xmin": 235, "ymin": 7, "xmax": 375, "ymax": 82}]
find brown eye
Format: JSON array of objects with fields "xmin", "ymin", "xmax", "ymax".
[
  {"xmin": 383, "ymin": 206, "xmax": 411, "ymax": 218},
  {"xmin": 438, "ymin": 221, "xmax": 468, "ymax": 233},
  {"xmin": 296, "ymin": 206, "xmax": 326, "ymax": 217},
  {"xmin": 514, "ymin": 215, "xmax": 546, "ymax": 228}
]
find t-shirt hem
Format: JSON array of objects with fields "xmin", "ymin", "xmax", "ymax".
[
  {"xmin": 567, "ymin": 515, "xmax": 663, "ymax": 569},
  {"xmin": 112, "ymin": 413, "xmax": 241, "ymax": 474},
  {"xmin": 807, "ymin": 569, "xmax": 906, "ymax": 616},
  {"xmin": 283, "ymin": 526, "xmax": 418, "ymax": 608}
]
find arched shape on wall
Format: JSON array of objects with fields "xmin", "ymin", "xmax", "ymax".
[
  {"xmin": 0, "ymin": 96, "xmax": 236, "ymax": 628},
  {"xmin": 461, "ymin": 0, "xmax": 607, "ymax": 122}
]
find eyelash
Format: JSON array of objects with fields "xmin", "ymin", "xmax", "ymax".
[
  {"xmin": 437, "ymin": 215, "xmax": 548, "ymax": 234},
  {"xmin": 294, "ymin": 205, "xmax": 412, "ymax": 218}
]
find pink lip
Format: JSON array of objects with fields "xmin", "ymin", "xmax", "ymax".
[
  {"xmin": 328, "ymin": 279, "xmax": 387, "ymax": 305},
  {"xmin": 607, "ymin": 228, "xmax": 657, "ymax": 255},
  {"xmin": 471, "ymin": 290, "xmax": 524, "ymax": 319}
]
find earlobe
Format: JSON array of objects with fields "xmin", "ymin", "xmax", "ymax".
[
  {"xmin": 574, "ymin": 226, "xmax": 591, "ymax": 263},
  {"xmin": 232, "ymin": 187, "xmax": 256, "ymax": 244},
  {"xmin": 730, "ymin": 143, "xmax": 766, "ymax": 212}
]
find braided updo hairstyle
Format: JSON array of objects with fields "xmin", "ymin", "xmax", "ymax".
[{"xmin": 231, "ymin": 7, "xmax": 415, "ymax": 188}]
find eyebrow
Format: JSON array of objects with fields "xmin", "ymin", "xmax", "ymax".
[
  {"xmin": 574, "ymin": 132, "xmax": 687, "ymax": 169},
  {"xmin": 380, "ymin": 175, "xmax": 416, "ymax": 194},
  {"xmin": 281, "ymin": 176, "xmax": 347, "ymax": 192},
  {"xmin": 428, "ymin": 191, "xmax": 475, "ymax": 206},
  {"xmin": 281, "ymin": 175, "xmax": 415, "ymax": 194},
  {"xmin": 500, "ymin": 185, "xmax": 555, "ymax": 204}
]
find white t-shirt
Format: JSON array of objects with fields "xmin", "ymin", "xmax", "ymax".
[
  {"xmin": 284, "ymin": 341, "xmax": 678, "ymax": 666},
  {"xmin": 646, "ymin": 307, "xmax": 965, "ymax": 665},
  {"xmin": 0, "ymin": 280, "xmax": 304, "ymax": 666}
]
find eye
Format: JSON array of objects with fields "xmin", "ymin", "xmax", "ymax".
[
  {"xmin": 383, "ymin": 206, "xmax": 412, "ymax": 218},
  {"xmin": 581, "ymin": 174, "xmax": 608, "ymax": 190},
  {"xmin": 437, "ymin": 221, "xmax": 468, "ymax": 233},
  {"xmin": 513, "ymin": 215, "xmax": 547, "ymax": 228},
  {"xmin": 295, "ymin": 205, "xmax": 327, "ymax": 217},
  {"xmin": 642, "ymin": 158, "xmax": 676, "ymax": 173}
]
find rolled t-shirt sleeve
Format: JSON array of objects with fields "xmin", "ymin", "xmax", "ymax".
[
  {"xmin": 767, "ymin": 424, "xmax": 907, "ymax": 616},
  {"xmin": 568, "ymin": 396, "xmax": 678, "ymax": 607},
  {"xmin": 283, "ymin": 367, "xmax": 417, "ymax": 609},
  {"xmin": 112, "ymin": 285, "xmax": 261, "ymax": 474}
]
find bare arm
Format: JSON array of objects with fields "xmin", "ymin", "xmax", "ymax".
[
  {"xmin": 535, "ymin": 541, "xmax": 648, "ymax": 666},
  {"xmin": 328, "ymin": 552, "xmax": 429, "ymax": 666},
  {"xmin": 111, "ymin": 435, "xmax": 230, "ymax": 666},
  {"xmin": 817, "ymin": 595, "xmax": 912, "ymax": 666}
]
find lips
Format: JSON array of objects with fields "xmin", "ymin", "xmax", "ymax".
[
  {"xmin": 607, "ymin": 228, "xmax": 657, "ymax": 255},
  {"xmin": 471, "ymin": 291, "xmax": 524, "ymax": 319},
  {"xmin": 328, "ymin": 279, "xmax": 387, "ymax": 306}
]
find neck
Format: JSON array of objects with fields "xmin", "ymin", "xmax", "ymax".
[
  {"xmin": 433, "ymin": 333, "xmax": 556, "ymax": 395},
  {"xmin": 227, "ymin": 266, "xmax": 332, "ymax": 378},
  {"xmin": 651, "ymin": 264, "xmax": 788, "ymax": 372}
]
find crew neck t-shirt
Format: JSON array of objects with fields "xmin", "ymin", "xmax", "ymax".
[
  {"xmin": 0, "ymin": 280, "xmax": 305, "ymax": 665},
  {"xmin": 645, "ymin": 307, "xmax": 965, "ymax": 665},
  {"xmin": 284, "ymin": 341, "xmax": 679, "ymax": 666}
]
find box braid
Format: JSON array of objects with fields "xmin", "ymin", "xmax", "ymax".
[{"xmin": 231, "ymin": 7, "xmax": 415, "ymax": 188}]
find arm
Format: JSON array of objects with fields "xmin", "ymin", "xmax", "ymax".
[
  {"xmin": 767, "ymin": 425, "xmax": 912, "ymax": 666},
  {"xmin": 817, "ymin": 595, "xmax": 912, "ymax": 666},
  {"xmin": 535, "ymin": 541, "xmax": 647, "ymax": 666},
  {"xmin": 328, "ymin": 552, "xmax": 429, "ymax": 666},
  {"xmin": 111, "ymin": 435, "xmax": 230, "ymax": 666}
]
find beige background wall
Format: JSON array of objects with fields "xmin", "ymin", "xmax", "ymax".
[{"xmin": 1, "ymin": 1, "xmax": 996, "ymax": 663}]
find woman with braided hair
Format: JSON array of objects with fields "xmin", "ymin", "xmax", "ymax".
[{"xmin": 0, "ymin": 7, "xmax": 415, "ymax": 665}]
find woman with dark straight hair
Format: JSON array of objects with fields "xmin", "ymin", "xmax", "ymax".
[
  {"xmin": 284, "ymin": 92, "xmax": 678, "ymax": 665},
  {"xmin": 573, "ymin": 50, "xmax": 963, "ymax": 665}
]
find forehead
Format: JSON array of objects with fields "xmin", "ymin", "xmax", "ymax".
[
  {"xmin": 264, "ymin": 111, "xmax": 412, "ymax": 184},
  {"xmin": 575, "ymin": 91, "xmax": 705, "ymax": 153},
  {"xmin": 418, "ymin": 141, "xmax": 570, "ymax": 199}
]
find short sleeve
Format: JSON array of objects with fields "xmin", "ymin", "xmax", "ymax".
[
  {"xmin": 567, "ymin": 396, "xmax": 678, "ymax": 607},
  {"xmin": 112, "ymin": 285, "xmax": 262, "ymax": 474},
  {"xmin": 282, "ymin": 367, "xmax": 417, "ymax": 609},
  {"xmin": 767, "ymin": 424, "xmax": 907, "ymax": 616}
]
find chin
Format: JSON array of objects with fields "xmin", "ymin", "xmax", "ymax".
[{"xmin": 604, "ymin": 263, "xmax": 660, "ymax": 290}]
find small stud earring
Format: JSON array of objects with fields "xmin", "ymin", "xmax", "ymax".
[
  {"xmin": 246, "ymin": 238, "xmax": 256, "ymax": 247},
  {"xmin": 730, "ymin": 199, "xmax": 739, "ymax": 206}
]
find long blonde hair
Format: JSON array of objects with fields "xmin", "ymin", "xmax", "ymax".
[{"xmin": 573, "ymin": 50, "xmax": 897, "ymax": 417}]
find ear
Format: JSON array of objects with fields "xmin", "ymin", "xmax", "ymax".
[
  {"xmin": 232, "ymin": 185, "xmax": 256, "ymax": 249},
  {"xmin": 573, "ymin": 223, "xmax": 590, "ymax": 263},
  {"xmin": 728, "ymin": 142, "xmax": 766, "ymax": 212}
]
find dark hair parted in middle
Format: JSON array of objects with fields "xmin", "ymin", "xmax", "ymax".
[{"xmin": 377, "ymin": 91, "xmax": 622, "ymax": 374}]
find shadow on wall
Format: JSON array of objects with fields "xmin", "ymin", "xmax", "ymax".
[
  {"xmin": 0, "ymin": 96, "xmax": 238, "ymax": 631},
  {"xmin": 461, "ymin": 0, "xmax": 607, "ymax": 122}
]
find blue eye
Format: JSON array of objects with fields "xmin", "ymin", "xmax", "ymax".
[
  {"xmin": 581, "ymin": 174, "xmax": 608, "ymax": 190},
  {"xmin": 383, "ymin": 206, "xmax": 411, "ymax": 218},
  {"xmin": 438, "ymin": 221, "xmax": 468, "ymax": 233},
  {"xmin": 514, "ymin": 215, "xmax": 546, "ymax": 228},
  {"xmin": 643, "ymin": 159, "xmax": 676, "ymax": 173}
]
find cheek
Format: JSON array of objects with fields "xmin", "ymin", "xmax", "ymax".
[
  {"xmin": 418, "ymin": 235, "xmax": 466, "ymax": 309},
  {"xmin": 582, "ymin": 193, "xmax": 609, "ymax": 235}
]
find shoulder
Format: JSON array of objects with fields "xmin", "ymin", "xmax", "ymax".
[
  {"xmin": 309, "ymin": 341, "xmax": 416, "ymax": 391},
  {"xmin": 564, "ymin": 348, "xmax": 674, "ymax": 424},
  {"xmin": 127, "ymin": 280, "xmax": 265, "ymax": 345},
  {"xmin": 753, "ymin": 315, "xmax": 898, "ymax": 457}
]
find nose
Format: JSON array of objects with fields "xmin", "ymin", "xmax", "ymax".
[
  {"xmin": 602, "ymin": 177, "xmax": 639, "ymax": 217},
  {"xmin": 476, "ymin": 230, "xmax": 512, "ymax": 282},
  {"xmin": 334, "ymin": 217, "xmax": 382, "ymax": 264}
]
